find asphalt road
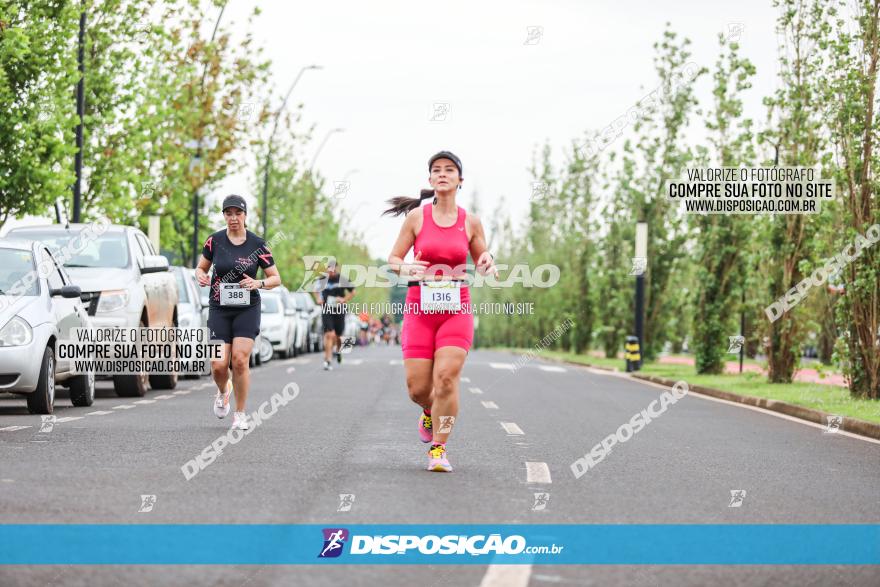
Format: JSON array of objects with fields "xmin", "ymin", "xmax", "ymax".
[{"xmin": 1, "ymin": 345, "xmax": 878, "ymax": 586}]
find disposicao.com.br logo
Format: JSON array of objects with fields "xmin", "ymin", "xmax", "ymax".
[{"xmin": 317, "ymin": 528, "xmax": 563, "ymax": 558}]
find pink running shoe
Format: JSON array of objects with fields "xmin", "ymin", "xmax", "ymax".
[
  {"xmin": 427, "ymin": 444, "xmax": 452, "ymax": 472},
  {"xmin": 418, "ymin": 411, "xmax": 433, "ymax": 443}
]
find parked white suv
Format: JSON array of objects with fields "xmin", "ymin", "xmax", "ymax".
[
  {"xmin": 0, "ymin": 239, "xmax": 95, "ymax": 413},
  {"xmin": 5, "ymin": 224, "xmax": 179, "ymax": 397}
]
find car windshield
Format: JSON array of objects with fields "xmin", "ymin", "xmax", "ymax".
[
  {"xmin": 174, "ymin": 270, "xmax": 190, "ymax": 303},
  {"xmin": 11, "ymin": 230, "xmax": 129, "ymax": 269},
  {"xmin": 261, "ymin": 295, "xmax": 280, "ymax": 313},
  {"xmin": 295, "ymin": 293, "xmax": 309, "ymax": 310},
  {"xmin": 0, "ymin": 248, "xmax": 38, "ymax": 296}
]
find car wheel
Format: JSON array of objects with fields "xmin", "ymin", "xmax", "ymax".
[
  {"xmin": 69, "ymin": 370, "xmax": 95, "ymax": 407},
  {"xmin": 114, "ymin": 319, "xmax": 149, "ymax": 397},
  {"xmin": 259, "ymin": 337, "xmax": 273, "ymax": 363},
  {"xmin": 27, "ymin": 347, "xmax": 56, "ymax": 415},
  {"xmin": 149, "ymin": 318, "xmax": 178, "ymax": 389},
  {"xmin": 114, "ymin": 372, "xmax": 148, "ymax": 397},
  {"xmin": 149, "ymin": 371, "xmax": 178, "ymax": 390}
]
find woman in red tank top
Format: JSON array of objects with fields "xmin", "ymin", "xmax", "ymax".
[{"xmin": 384, "ymin": 151, "xmax": 497, "ymax": 473}]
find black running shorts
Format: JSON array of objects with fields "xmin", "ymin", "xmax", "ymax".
[
  {"xmin": 208, "ymin": 304, "xmax": 261, "ymax": 343},
  {"xmin": 322, "ymin": 313, "xmax": 346, "ymax": 336}
]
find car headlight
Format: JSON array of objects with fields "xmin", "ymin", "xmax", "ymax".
[
  {"xmin": 0, "ymin": 316, "xmax": 33, "ymax": 347},
  {"xmin": 97, "ymin": 290, "xmax": 130, "ymax": 313}
]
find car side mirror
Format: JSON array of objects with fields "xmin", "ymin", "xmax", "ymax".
[
  {"xmin": 51, "ymin": 284, "xmax": 82, "ymax": 298},
  {"xmin": 140, "ymin": 255, "xmax": 170, "ymax": 274}
]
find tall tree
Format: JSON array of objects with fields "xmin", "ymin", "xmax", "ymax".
[
  {"xmin": 691, "ymin": 34, "xmax": 755, "ymax": 374},
  {"xmin": 626, "ymin": 27, "xmax": 703, "ymax": 360},
  {"xmin": 0, "ymin": 0, "xmax": 79, "ymax": 225},
  {"xmin": 819, "ymin": 0, "xmax": 880, "ymax": 397},
  {"xmin": 759, "ymin": 0, "xmax": 826, "ymax": 382}
]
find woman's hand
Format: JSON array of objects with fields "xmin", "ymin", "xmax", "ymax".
[
  {"xmin": 239, "ymin": 276, "xmax": 261, "ymax": 291},
  {"xmin": 400, "ymin": 251, "xmax": 429, "ymax": 281},
  {"xmin": 195, "ymin": 268, "xmax": 210, "ymax": 286},
  {"xmin": 475, "ymin": 251, "xmax": 498, "ymax": 277}
]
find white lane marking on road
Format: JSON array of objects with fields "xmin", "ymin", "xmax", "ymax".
[
  {"xmin": 628, "ymin": 374, "xmax": 880, "ymax": 445},
  {"xmin": 290, "ymin": 357, "xmax": 312, "ymax": 364},
  {"xmin": 172, "ymin": 390, "xmax": 191, "ymax": 395},
  {"xmin": 389, "ymin": 359, "xmax": 403, "ymax": 365},
  {"xmin": 112, "ymin": 405, "xmax": 136, "ymax": 410},
  {"xmin": 347, "ymin": 359, "xmax": 363, "ymax": 365},
  {"xmin": 197, "ymin": 382, "xmax": 214, "ymax": 389},
  {"xmin": 86, "ymin": 410, "xmax": 113, "ymax": 416},
  {"xmin": 461, "ymin": 376, "xmax": 471, "ymax": 382},
  {"xmin": 500, "ymin": 422, "xmax": 524, "ymax": 435},
  {"xmin": 481, "ymin": 401, "xmax": 499, "ymax": 409},
  {"xmin": 54, "ymin": 417, "xmax": 83, "ymax": 423},
  {"xmin": 469, "ymin": 387, "xmax": 483, "ymax": 394},
  {"xmin": 134, "ymin": 400, "xmax": 156, "ymax": 405},
  {"xmin": 525, "ymin": 462, "xmax": 552, "ymax": 484},
  {"xmin": 0, "ymin": 425, "xmax": 31, "ymax": 432},
  {"xmin": 286, "ymin": 366, "xmax": 296, "ymax": 374},
  {"xmin": 154, "ymin": 395, "xmax": 174, "ymax": 400},
  {"xmin": 538, "ymin": 365, "xmax": 566, "ymax": 373},
  {"xmin": 479, "ymin": 564, "xmax": 532, "ymax": 587},
  {"xmin": 586, "ymin": 367, "xmax": 618, "ymax": 375},
  {"xmin": 489, "ymin": 362, "xmax": 515, "ymax": 370}
]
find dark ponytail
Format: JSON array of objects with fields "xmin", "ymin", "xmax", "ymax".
[{"xmin": 382, "ymin": 189, "xmax": 435, "ymax": 217}]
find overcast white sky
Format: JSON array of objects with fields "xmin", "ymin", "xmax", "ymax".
[
  {"xmin": 5, "ymin": 0, "xmax": 784, "ymax": 260},
  {"xmin": 213, "ymin": 0, "xmax": 782, "ymax": 259}
]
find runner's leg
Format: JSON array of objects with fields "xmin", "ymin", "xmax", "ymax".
[
  {"xmin": 230, "ymin": 336, "xmax": 253, "ymax": 412},
  {"xmin": 404, "ymin": 358, "xmax": 434, "ymax": 410},
  {"xmin": 211, "ymin": 343, "xmax": 232, "ymax": 392},
  {"xmin": 430, "ymin": 346, "xmax": 466, "ymax": 444}
]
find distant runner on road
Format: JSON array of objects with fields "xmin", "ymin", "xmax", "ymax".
[{"xmin": 311, "ymin": 260, "xmax": 356, "ymax": 371}]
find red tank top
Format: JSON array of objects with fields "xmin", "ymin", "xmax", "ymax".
[{"xmin": 413, "ymin": 204, "xmax": 469, "ymax": 278}]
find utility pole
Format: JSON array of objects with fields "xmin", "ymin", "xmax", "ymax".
[{"xmin": 72, "ymin": 6, "xmax": 86, "ymax": 223}]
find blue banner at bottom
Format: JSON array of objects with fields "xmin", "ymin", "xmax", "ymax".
[{"xmin": 0, "ymin": 524, "xmax": 877, "ymax": 565}]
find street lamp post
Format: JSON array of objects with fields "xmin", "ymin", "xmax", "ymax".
[
  {"xmin": 72, "ymin": 5, "xmax": 86, "ymax": 223},
  {"xmin": 262, "ymin": 65, "xmax": 322, "ymax": 238},
  {"xmin": 190, "ymin": 1, "xmax": 228, "ymax": 267},
  {"xmin": 634, "ymin": 222, "xmax": 648, "ymax": 370},
  {"xmin": 309, "ymin": 127, "xmax": 345, "ymax": 172}
]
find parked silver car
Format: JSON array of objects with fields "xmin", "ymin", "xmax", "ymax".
[
  {"xmin": 291, "ymin": 292, "xmax": 322, "ymax": 353},
  {"xmin": 6, "ymin": 224, "xmax": 178, "ymax": 397},
  {"xmin": 278, "ymin": 286, "xmax": 308, "ymax": 356},
  {"xmin": 173, "ymin": 267, "xmax": 205, "ymax": 379},
  {"xmin": 173, "ymin": 267, "xmax": 204, "ymax": 330},
  {"xmin": 0, "ymin": 239, "xmax": 95, "ymax": 414},
  {"xmin": 260, "ymin": 290, "xmax": 297, "ymax": 358}
]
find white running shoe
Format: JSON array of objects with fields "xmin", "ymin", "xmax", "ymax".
[
  {"xmin": 232, "ymin": 411, "xmax": 249, "ymax": 430},
  {"xmin": 323, "ymin": 360, "xmax": 332, "ymax": 371},
  {"xmin": 213, "ymin": 380, "xmax": 232, "ymax": 418}
]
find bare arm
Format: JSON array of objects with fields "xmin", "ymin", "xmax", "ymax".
[
  {"xmin": 240, "ymin": 265, "xmax": 281, "ymax": 291},
  {"xmin": 195, "ymin": 255, "xmax": 211, "ymax": 286},
  {"xmin": 468, "ymin": 213, "xmax": 497, "ymax": 276},
  {"xmin": 388, "ymin": 208, "xmax": 428, "ymax": 278}
]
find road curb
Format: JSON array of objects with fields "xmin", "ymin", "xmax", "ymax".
[
  {"xmin": 497, "ymin": 349, "xmax": 880, "ymax": 442},
  {"xmin": 628, "ymin": 373, "xmax": 880, "ymax": 441}
]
